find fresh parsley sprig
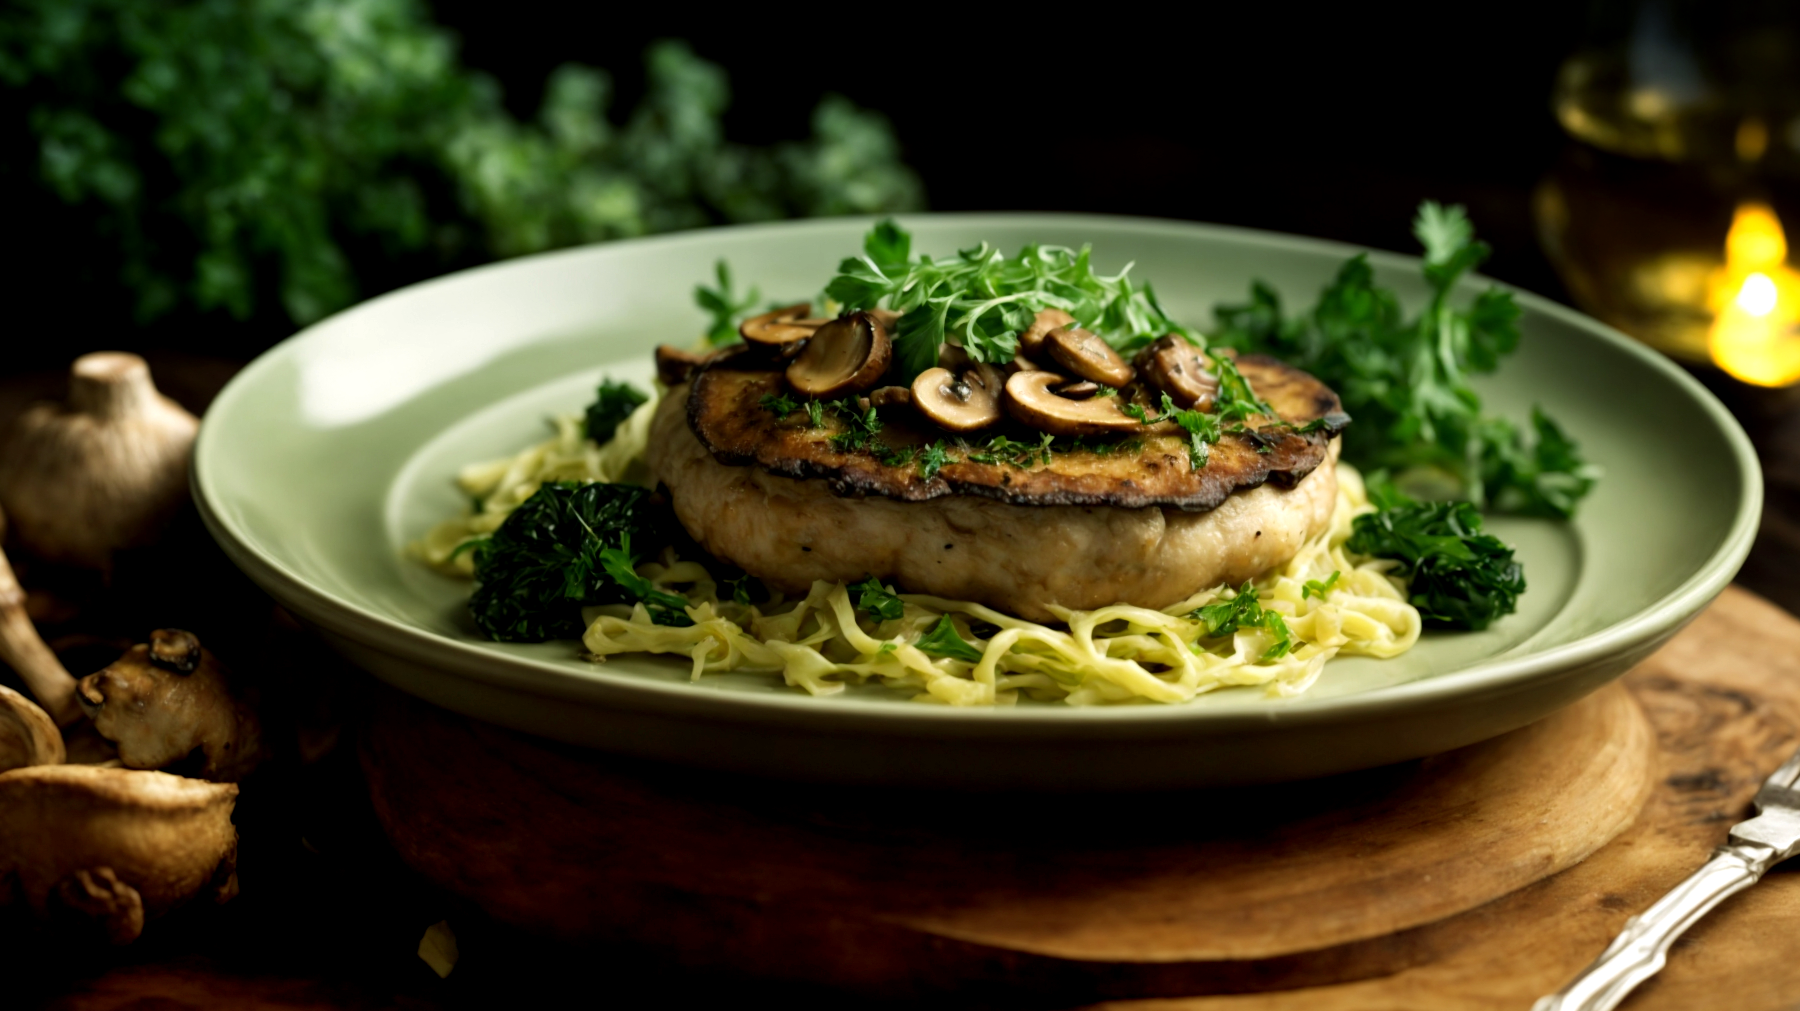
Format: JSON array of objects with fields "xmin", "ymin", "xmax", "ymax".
[
  {"xmin": 1212, "ymin": 201, "xmax": 1595, "ymax": 517},
  {"xmin": 825, "ymin": 220, "xmax": 1198, "ymax": 379},
  {"xmin": 695, "ymin": 260, "xmax": 761, "ymax": 346},
  {"xmin": 852, "ymin": 576, "xmax": 905, "ymax": 622}
]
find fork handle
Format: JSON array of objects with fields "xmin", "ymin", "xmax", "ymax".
[{"xmin": 1532, "ymin": 842, "xmax": 1778, "ymax": 1011}]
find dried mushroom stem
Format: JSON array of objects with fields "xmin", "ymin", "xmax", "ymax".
[
  {"xmin": 0, "ymin": 538, "xmax": 81, "ymax": 727},
  {"xmin": 0, "ymin": 683, "xmax": 65, "ymax": 771}
]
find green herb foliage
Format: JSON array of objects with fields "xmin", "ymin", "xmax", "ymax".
[
  {"xmin": 4, "ymin": 5, "xmax": 923, "ymax": 339},
  {"xmin": 694, "ymin": 261, "xmax": 759, "ymax": 346},
  {"xmin": 918, "ymin": 441, "xmax": 950, "ymax": 481},
  {"xmin": 852, "ymin": 577, "xmax": 905, "ymax": 622},
  {"xmin": 1302, "ymin": 571, "xmax": 1340, "ymax": 600},
  {"xmin": 916, "ymin": 615, "xmax": 987, "ymax": 663},
  {"xmin": 468, "ymin": 482, "xmax": 684, "ymax": 641},
  {"xmin": 1190, "ymin": 583, "xmax": 1294, "ymax": 661},
  {"xmin": 1346, "ymin": 478, "xmax": 1526, "ymax": 630},
  {"xmin": 596, "ymin": 533, "xmax": 694, "ymax": 627},
  {"xmin": 1211, "ymin": 202, "xmax": 1594, "ymax": 517},
  {"xmin": 825, "ymin": 220, "xmax": 1196, "ymax": 379},
  {"xmin": 759, "ymin": 393, "xmax": 801, "ymax": 418},
  {"xmin": 583, "ymin": 379, "xmax": 648, "ymax": 444}
]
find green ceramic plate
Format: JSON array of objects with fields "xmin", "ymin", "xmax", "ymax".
[{"xmin": 194, "ymin": 214, "xmax": 1761, "ymax": 789}]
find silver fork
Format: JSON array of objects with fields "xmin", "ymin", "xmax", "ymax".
[{"xmin": 1534, "ymin": 747, "xmax": 1800, "ymax": 1011}]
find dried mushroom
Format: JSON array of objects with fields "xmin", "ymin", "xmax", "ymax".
[
  {"xmin": 911, "ymin": 364, "xmax": 1006, "ymax": 432},
  {"xmin": 0, "ymin": 683, "xmax": 64, "ymax": 772},
  {"xmin": 0, "ymin": 764, "xmax": 238, "ymax": 944},
  {"xmin": 0, "ymin": 532, "xmax": 81, "ymax": 726},
  {"xmin": 739, "ymin": 304, "xmax": 827, "ymax": 346},
  {"xmin": 78, "ymin": 629, "xmax": 267, "ymax": 782},
  {"xmin": 0, "ymin": 353, "xmax": 199, "ymax": 573},
  {"xmin": 1134, "ymin": 334, "xmax": 1219, "ymax": 409},
  {"xmin": 787, "ymin": 312, "xmax": 892, "ymax": 397},
  {"xmin": 1003, "ymin": 371, "xmax": 1143, "ymax": 437},
  {"xmin": 1044, "ymin": 326, "xmax": 1136, "ymax": 387}
]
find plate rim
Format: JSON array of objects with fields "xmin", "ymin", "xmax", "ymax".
[{"xmin": 193, "ymin": 211, "xmax": 1764, "ymax": 733}]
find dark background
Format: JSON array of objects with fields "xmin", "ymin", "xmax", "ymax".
[{"xmin": 7, "ymin": 4, "xmax": 1592, "ymax": 369}]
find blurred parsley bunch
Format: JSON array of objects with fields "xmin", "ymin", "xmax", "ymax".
[{"xmin": 0, "ymin": 0, "xmax": 922, "ymax": 334}]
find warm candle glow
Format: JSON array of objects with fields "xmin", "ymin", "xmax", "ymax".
[{"xmin": 1708, "ymin": 203, "xmax": 1800, "ymax": 386}]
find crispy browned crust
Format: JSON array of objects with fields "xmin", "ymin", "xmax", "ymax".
[{"xmin": 684, "ymin": 354, "xmax": 1347, "ymax": 512}]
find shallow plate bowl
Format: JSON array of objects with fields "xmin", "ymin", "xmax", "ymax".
[{"xmin": 193, "ymin": 214, "xmax": 1761, "ymax": 789}]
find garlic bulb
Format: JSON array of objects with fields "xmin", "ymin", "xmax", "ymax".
[{"xmin": 0, "ymin": 353, "xmax": 199, "ymax": 571}]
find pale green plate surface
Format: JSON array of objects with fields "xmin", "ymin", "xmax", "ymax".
[{"xmin": 193, "ymin": 214, "xmax": 1761, "ymax": 789}]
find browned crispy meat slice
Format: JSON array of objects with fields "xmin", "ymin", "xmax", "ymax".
[{"xmin": 685, "ymin": 354, "xmax": 1347, "ymax": 512}]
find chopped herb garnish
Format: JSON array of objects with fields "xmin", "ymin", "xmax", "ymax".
[
  {"xmin": 918, "ymin": 441, "xmax": 950, "ymax": 481},
  {"xmin": 806, "ymin": 399, "xmax": 825, "ymax": 428},
  {"xmin": 1190, "ymin": 582, "xmax": 1295, "ymax": 662},
  {"xmin": 694, "ymin": 259, "xmax": 760, "ymax": 346},
  {"xmin": 759, "ymin": 393, "xmax": 801, "ymax": 419},
  {"xmin": 584, "ymin": 379, "xmax": 649, "ymax": 445},
  {"xmin": 852, "ymin": 576, "xmax": 905, "ymax": 622},
  {"xmin": 1345, "ymin": 478, "xmax": 1525, "ymax": 630},
  {"xmin": 916, "ymin": 615, "xmax": 987, "ymax": 663},
  {"xmin": 1302, "ymin": 571, "xmax": 1341, "ymax": 600}
]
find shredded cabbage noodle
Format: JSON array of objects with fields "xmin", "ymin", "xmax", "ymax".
[{"xmin": 415, "ymin": 394, "xmax": 1421, "ymax": 705}]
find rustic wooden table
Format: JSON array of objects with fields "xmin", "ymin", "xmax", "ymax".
[{"xmin": 5, "ymin": 352, "xmax": 1800, "ymax": 1011}]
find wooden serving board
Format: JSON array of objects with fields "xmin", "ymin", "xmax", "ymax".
[{"xmin": 358, "ymin": 587, "xmax": 1800, "ymax": 1009}]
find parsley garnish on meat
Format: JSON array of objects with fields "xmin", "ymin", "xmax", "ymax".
[
  {"xmin": 583, "ymin": 379, "xmax": 648, "ymax": 444},
  {"xmin": 1346, "ymin": 476, "xmax": 1525, "ymax": 630},
  {"xmin": 1211, "ymin": 201, "xmax": 1596, "ymax": 517},
  {"xmin": 825, "ymin": 221, "xmax": 1197, "ymax": 379},
  {"xmin": 915, "ymin": 615, "xmax": 987, "ymax": 662},
  {"xmin": 918, "ymin": 441, "xmax": 950, "ymax": 481},
  {"xmin": 467, "ymin": 483, "xmax": 690, "ymax": 641}
]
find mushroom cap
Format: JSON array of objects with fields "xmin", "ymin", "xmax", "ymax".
[
  {"xmin": 1018, "ymin": 308, "xmax": 1076, "ymax": 357},
  {"xmin": 739, "ymin": 304, "xmax": 826, "ymax": 346},
  {"xmin": 1003, "ymin": 371, "xmax": 1144, "ymax": 437},
  {"xmin": 868, "ymin": 386, "xmax": 913, "ymax": 408},
  {"xmin": 910, "ymin": 365, "xmax": 1005, "ymax": 433},
  {"xmin": 78, "ymin": 634, "xmax": 265, "ymax": 782},
  {"xmin": 1044, "ymin": 327, "xmax": 1136, "ymax": 388},
  {"xmin": 1135, "ymin": 334, "xmax": 1219, "ymax": 409},
  {"xmin": 786, "ymin": 312, "xmax": 893, "ymax": 398},
  {"xmin": 0, "ymin": 764, "xmax": 237, "ymax": 919},
  {"xmin": 0, "ymin": 683, "xmax": 64, "ymax": 772}
]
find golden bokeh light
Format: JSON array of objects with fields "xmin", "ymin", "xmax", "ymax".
[{"xmin": 1708, "ymin": 202, "xmax": 1800, "ymax": 386}]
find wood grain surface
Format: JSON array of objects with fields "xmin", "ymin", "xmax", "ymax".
[{"xmin": 350, "ymin": 588, "xmax": 1800, "ymax": 1008}]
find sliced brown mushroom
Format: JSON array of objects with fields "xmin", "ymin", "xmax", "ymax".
[
  {"xmin": 1018, "ymin": 308, "xmax": 1076, "ymax": 357},
  {"xmin": 0, "ymin": 683, "xmax": 64, "ymax": 772},
  {"xmin": 786, "ymin": 312, "xmax": 893, "ymax": 398},
  {"xmin": 1133, "ymin": 334, "xmax": 1220, "ymax": 409},
  {"xmin": 1055, "ymin": 381, "xmax": 1101, "ymax": 399},
  {"xmin": 1044, "ymin": 326, "xmax": 1136, "ymax": 388},
  {"xmin": 1004, "ymin": 371, "xmax": 1144, "ymax": 437},
  {"xmin": 0, "ymin": 764, "xmax": 239, "ymax": 944},
  {"xmin": 911, "ymin": 364, "xmax": 1006, "ymax": 432},
  {"xmin": 655, "ymin": 345, "xmax": 710, "ymax": 386},
  {"xmin": 739, "ymin": 304, "xmax": 829, "ymax": 346},
  {"xmin": 77, "ymin": 630, "xmax": 266, "ymax": 782},
  {"xmin": 868, "ymin": 386, "xmax": 913, "ymax": 408},
  {"xmin": 0, "ymin": 532, "xmax": 81, "ymax": 727}
]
